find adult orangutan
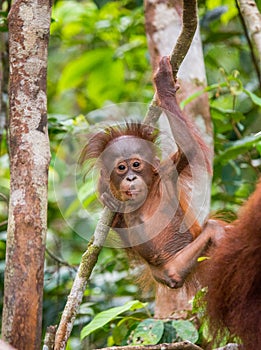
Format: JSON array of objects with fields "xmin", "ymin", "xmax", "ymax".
[{"xmin": 204, "ymin": 180, "xmax": 261, "ymax": 350}]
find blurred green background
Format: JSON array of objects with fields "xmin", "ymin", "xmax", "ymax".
[{"xmin": 0, "ymin": 0, "xmax": 260, "ymax": 348}]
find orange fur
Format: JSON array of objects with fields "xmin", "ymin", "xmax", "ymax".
[
  {"xmin": 80, "ymin": 57, "xmax": 220, "ymax": 289},
  {"xmin": 204, "ymin": 181, "xmax": 261, "ymax": 349}
]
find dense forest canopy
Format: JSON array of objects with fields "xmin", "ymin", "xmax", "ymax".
[{"xmin": 0, "ymin": 0, "xmax": 260, "ymax": 349}]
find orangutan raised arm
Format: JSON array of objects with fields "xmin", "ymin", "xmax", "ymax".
[{"xmin": 80, "ymin": 57, "xmax": 226, "ymax": 288}]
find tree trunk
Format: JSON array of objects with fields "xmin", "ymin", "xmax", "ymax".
[
  {"xmin": 144, "ymin": 0, "xmax": 212, "ymax": 317},
  {"xmin": 0, "ymin": 7, "xmax": 9, "ymax": 140},
  {"xmin": 237, "ymin": 0, "xmax": 261, "ymax": 86},
  {"xmin": 237, "ymin": 0, "xmax": 261, "ymax": 59},
  {"xmin": 1, "ymin": 1, "xmax": 52, "ymax": 349}
]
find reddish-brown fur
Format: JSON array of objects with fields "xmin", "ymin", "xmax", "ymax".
[
  {"xmin": 81, "ymin": 57, "xmax": 261, "ymax": 347},
  {"xmin": 83, "ymin": 123, "xmax": 159, "ymax": 160},
  {"xmin": 81, "ymin": 121, "xmax": 196, "ymax": 288},
  {"xmin": 204, "ymin": 181, "xmax": 261, "ymax": 349},
  {"xmin": 81, "ymin": 57, "xmax": 223, "ymax": 289}
]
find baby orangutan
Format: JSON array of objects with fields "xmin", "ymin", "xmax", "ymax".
[{"xmin": 81, "ymin": 57, "xmax": 225, "ymax": 288}]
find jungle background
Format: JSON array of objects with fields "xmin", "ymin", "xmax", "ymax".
[{"xmin": 0, "ymin": 0, "xmax": 261, "ymax": 349}]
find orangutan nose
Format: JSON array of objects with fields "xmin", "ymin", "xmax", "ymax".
[{"xmin": 126, "ymin": 175, "xmax": 137, "ymax": 182}]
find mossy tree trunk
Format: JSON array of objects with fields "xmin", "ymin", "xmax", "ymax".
[{"xmin": 1, "ymin": 1, "xmax": 52, "ymax": 349}]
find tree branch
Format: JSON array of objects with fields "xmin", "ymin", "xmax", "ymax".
[
  {"xmin": 170, "ymin": 0, "xmax": 198, "ymax": 79},
  {"xmin": 0, "ymin": 220, "xmax": 8, "ymax": 227},
  {"xmin": 236, "ymin": 0, "xmax": 261, "ymax": 88},
  {"xmin": 53, "ymin": 207, "xmax": 115, "ymax": 350},
  {"xmin": 144, "ymin": 0, "xmax": 198, "ymax": 125},
  {"xmin": 45, "ymin": 248, "xmax": 77, "ymax": 271},
  {"xmin": 94, "ymin": 342, "xmax": 203, "ymax": 350},
  {"xmin": 43, "ymin": 326, "xmax": 57, "ymax": 350}
]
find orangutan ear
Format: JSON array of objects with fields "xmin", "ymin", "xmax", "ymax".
[{"xmin": 153, "ymin": 156, "xmax": 160, "ymax": 174}]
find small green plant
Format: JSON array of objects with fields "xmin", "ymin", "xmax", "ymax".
[{"xmin": 81, "ymin": 299, "xmax": 199, "ymax": 346}]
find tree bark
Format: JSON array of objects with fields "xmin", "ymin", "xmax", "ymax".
[
  {"xmin": 1, "ymin": 1, "xmax": 52, "ymax": 349},
  {"xmin": 237, "ymin": 0, "xmax": 261, "ymax": 59},
  {"xmin": 145, "ymin": 0, "xmax": 212, "ymax": 145},
  {"xmin": 144, "ymin": 0, "xmax": 212, "ymax": 318},
  {"xmin": 0, "ymin": 7, "xmax": 9, "ymax": 142},
  {"xmin": 237, "ymin": 0, "xmax": 261, "ymax": 86}
]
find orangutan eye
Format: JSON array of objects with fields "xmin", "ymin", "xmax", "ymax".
[
  {"xmin": 133, "ymin": 161, "xmax": 140, "ymax": 168},
  {"xmin": 115, "ymin": 161, "xmax": 128, "ymax": 175},
  {"xmin": 118, "ymin": 164, "xmax": 126, "ymax": 171}
]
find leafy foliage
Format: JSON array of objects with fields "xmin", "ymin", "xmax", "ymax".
[
  {"xmin": 80, "ymin": 300, "xmax": 146, "ymax": 340},
  {"xmin": 130, "ymin": 319, "xmax": 164, "ymax": 345},
  {"xmin": 0, "ymin": 0, "xmax": 260, "ymax": 349},
  {"xmin": 80, "ymin": 302, "xmax": 199, "ymax": 347},
  {"xmin": 48, "ymin": 0, "xmax": 150, "ymax": 115}
]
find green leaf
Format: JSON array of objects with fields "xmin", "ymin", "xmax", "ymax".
[
  {"xmin": 215, "ymin": 133, "xmax": 261, "ymax": 165},
  {"xmin": 112, "ymin": 315, "xmax": 141, "ymax": 345},
  {"xmin": 77, "ymin": 180, "xmax": 97, "ymax": 204},
  {"xmin": 131, "ymin": 319, "xmax": 164, "ymax": 345},
  {"xmin": 256, "ymin": 141, "xmax": 261, "ymax": 155},
  {"xmin": 114, "ymin": 39, "xmax": 144, "ymax": 58},
  {"xmin": 58, "ymin": 48, "xmax": 119, "ymax": 92},
  {"xmin": 172, "ymin": 320, "xmax": 199, "ymax": 343},
  {"xmin": 81, "ymin": 300, "xmax": 146, "ymax": 340},
  {"xmin": 243, "ymin": 89, "xmax": 261, "ymax": 107},
  {"xmin": 180, "ymin": 82, "xmax": 226, "ymax": 109},
  {"xmin": 64, "ymin": 197, "xmax": 81, "ymax": 218},
  {"xmin": 235, "ymin": 182, "xmax": 253, "ymax": 198},
  {"xmin": 160, "ymin": 322, "xmax": 177, "ymax": 343},
  {"xmin": 211, "ymin": 106, "xmax": 245, "ymax": 122},
  {"xmin": 56, "ymin": 44, "xmax": 126, "ymax": 106}
]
